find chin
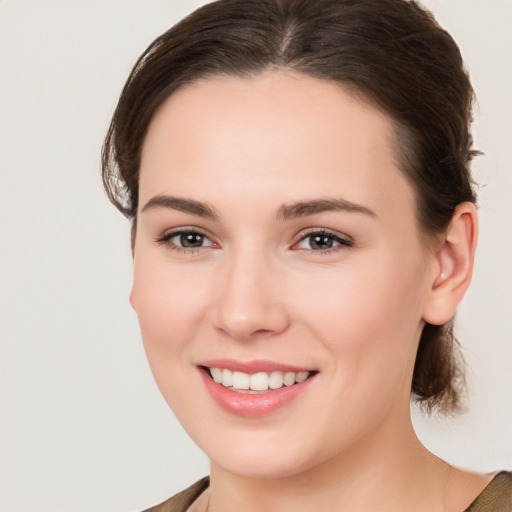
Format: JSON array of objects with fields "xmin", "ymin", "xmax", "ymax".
[
  {"xmin": 192, "ymin": 426, "xmax": 326, "ymax": 480},
  {"xmin": 211, "ymin": 450, "xmax": 314, "ymax": 480}
]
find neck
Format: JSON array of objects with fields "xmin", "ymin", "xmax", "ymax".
[{"xmin": 207, "ymin": 411, "xmax": 450, "ymax": 512}]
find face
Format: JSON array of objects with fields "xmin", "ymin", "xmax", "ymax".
[{"xmin": 132, "ymin": 72, "xmax": 438, "ymax": 479}]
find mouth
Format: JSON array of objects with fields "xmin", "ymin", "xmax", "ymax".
[
  {"xmin": 197, "ymin": 360, "xmax": 318, "ymax": 417},
  {"xmin": 201, "ymin": 366, "xmax": 315, "ymax": 394}
]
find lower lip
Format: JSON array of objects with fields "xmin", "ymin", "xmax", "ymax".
[{"xmin": 199, "ymin": 368, "xmax": 316, "ymax": 418}]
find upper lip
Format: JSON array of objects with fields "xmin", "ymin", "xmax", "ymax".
[{"xmin": 198, "ymin": 358, "xmax": 315, "ymax": 374}]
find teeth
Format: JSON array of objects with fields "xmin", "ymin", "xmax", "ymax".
[
  {"xmin": 221, "ymin": 369, "xmax": 233, "ymax": 387},
  {"xmin": 208, "ymin": 368, "xmax": 311, "ymax": 391},
  {"xmin": 210, "ymin": 367, "xmax": 223, "ymax": 383},
  {"xmin": 269, "ymin": 371, "xmax": 284, "ymax": 389},
  {"xmin": 232, "ymin": 371, "xmax": 250, "ymax": 390},
  {"xmin": 283, "ymin": 372, "xmax": 295, "ymax": 387},
  {"xmin": 296, "ymin": 371, "xmax": 309, "ymax": 383},
  {"xmin": 250, "ymin": 372, "xmax": 269, "ymax": 391}
]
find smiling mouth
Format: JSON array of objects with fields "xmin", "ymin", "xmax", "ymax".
[{"xmin": 202, "ymin": 366, "xmax": 317, "ymax": 394}]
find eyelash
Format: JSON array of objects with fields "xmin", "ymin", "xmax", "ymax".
[
  {"xmin": 154, "ymin": 228, "xmax": 353, "ymax": 255},
  {"xmin": 154, "ymin": 228, "xmax": 216, "ymax": 254},
  {"xmin": 293, "ymin": 229, "xmax": 354, "ymax": 254}
]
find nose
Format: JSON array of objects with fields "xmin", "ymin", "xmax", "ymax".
[{"xmin": 211, "ymin": 250, "xmax": 290, "ymax": 341}]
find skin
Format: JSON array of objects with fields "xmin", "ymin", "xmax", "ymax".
[{"xmin": 131, "ymin": 71, "xmax": 486, "ymax": 511}]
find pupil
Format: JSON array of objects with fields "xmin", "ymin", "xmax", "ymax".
[
  {"xmin": 310, "ymin": 235, "xmax": 333, "ymax": 250},
  {"xmin": 181, "ymin": 233, "xmax": 203, "ymax": 248}
]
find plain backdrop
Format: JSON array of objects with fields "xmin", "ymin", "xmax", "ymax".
[{"xmin": 0, "ymin": 1, "xmax": 511, "ymax": 511}]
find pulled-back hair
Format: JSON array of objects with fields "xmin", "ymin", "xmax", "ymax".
[{"xmin": 102, "ymin": 0, "xmax": 478, "ymax": 413}]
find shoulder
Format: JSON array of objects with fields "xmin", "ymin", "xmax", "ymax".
[
  {"xmin": 141, "ymin": 477, "xmax": 210, "ymax": 512},
  {"xmin": 465, "ymin": 471, "xmax": 512, "ymax": 512}
]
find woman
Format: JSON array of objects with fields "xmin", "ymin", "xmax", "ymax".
[{"xmin": 102, "ymin": 0, "xmax": 511, "ymax": 510}]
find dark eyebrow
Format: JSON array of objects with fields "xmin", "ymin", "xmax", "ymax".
[
  {"xmin": 276, "ymin": 198, "xmax": 377, "ymax": 220},
  {"xmin": 141, "ymin": 195, "xmax": 219, "ymax": 220}
]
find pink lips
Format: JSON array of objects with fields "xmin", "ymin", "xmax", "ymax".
[{"xmin": 198, "ymin": 359, "xmax": 317, "ymax": 418}]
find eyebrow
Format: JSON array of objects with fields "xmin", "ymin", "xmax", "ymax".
[
  {"xmin": 141, "ymin": 195, "xmax": 219, "ymax": 220},
  {"xmin": 140, "ymin": 195, "xmax": 376, "ymax": 221},
  {"xmin": 276, "ymin": 198, "xmax": 377, "ymax": 220}
]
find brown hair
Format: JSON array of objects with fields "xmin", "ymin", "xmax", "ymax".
[{"xmin": 102, "ymin": 0, "xmax": 478, "ymax": 412}]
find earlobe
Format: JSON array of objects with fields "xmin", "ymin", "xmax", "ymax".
[{"xmin": 422, "ymin": 202, "xmax": 478, "ymax": 326}]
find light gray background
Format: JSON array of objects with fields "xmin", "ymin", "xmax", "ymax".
[{"xmin": 0, "ymin": 1, "xmax": 510, "ymax": 511}]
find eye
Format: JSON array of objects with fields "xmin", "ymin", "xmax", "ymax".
[
  {"xmin": 172, "ymin": 231, "xmax": 210, "ymax": 248},
  {"xmin": 294, "ymin": 230, "xmax": 353, "ymax": 252},
  {"xmin": 155, "ymin": 229, "xmax": 217, "ymax": 252}
]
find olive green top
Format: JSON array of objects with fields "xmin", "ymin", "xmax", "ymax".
[{"xmin": 142, "ymin": 471, "xmax": 512, "ymax": 512}]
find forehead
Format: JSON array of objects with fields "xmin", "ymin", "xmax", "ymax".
[{"xmin": 139, "ymin": 71, "xmax": 415, "ymax": 219}]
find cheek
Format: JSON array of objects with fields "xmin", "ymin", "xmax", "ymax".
[
  {"xmin": 130, "ymin": 256, "xmax": 213, "ymax": 416},
  {"xmin": 293, "ymin": 254, "xmax": 427, "ymax": 394},
  {"xmin": 130, "ymin": 255, "xmax": 208, "ymax": 371},
  {"xmin": 297, "ymin": 260, "xmax": 423, "ymax": 337}
]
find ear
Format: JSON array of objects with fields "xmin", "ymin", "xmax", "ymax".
[{"xmin": 422, "ymin": 202, "xmax": 478, "ymax": 325}]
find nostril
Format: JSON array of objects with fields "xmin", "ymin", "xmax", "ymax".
[
  {"xmin": 251, "ymin": 328, "xmax": 277, "ymax": 338},
  {"xmin": 214, "ymin": 324, "xmax": 283, "ymax": 342}
]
